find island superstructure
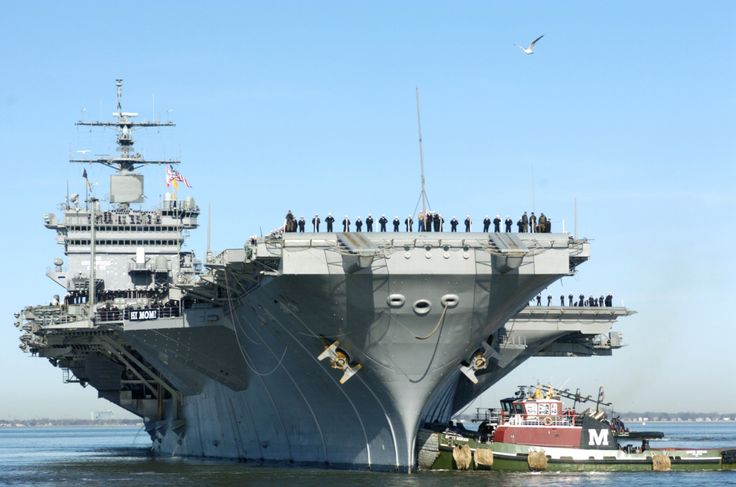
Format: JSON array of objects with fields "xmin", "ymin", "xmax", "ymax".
[{"xmin": 14, "ymin": 81, "xmax": 630, "ymax": 472}]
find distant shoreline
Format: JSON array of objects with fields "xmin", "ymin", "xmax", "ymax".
[
  {"xmin": 0, "ymin": 419, "xmax": 143, "ymax": 428},
  {"xmin": 4, "ymin": 417, "xmax": 735, "ymax": 429}
]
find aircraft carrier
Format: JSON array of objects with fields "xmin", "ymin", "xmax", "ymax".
[{"xmin": 14, "ymin": 81, "xmax": 630, "ymax": 472}]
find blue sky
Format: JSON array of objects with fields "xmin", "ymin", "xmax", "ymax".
[{"xmin": 1, "ymin": 1, "xmax": 734, "ymax": 418}]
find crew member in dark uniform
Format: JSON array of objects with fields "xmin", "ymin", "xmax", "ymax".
[
  {"xmin": 547, "ymin": 295, "xmax": 552, "ymax": 306},
  {"xmin": 366, "ymin": 215, "xmax": 374, "ymax": 232},
  {"xmin": 504, "ymin": 216, "xmax": 512, "ymax": 232},
  {"xmin": 355, "ymin": 217, "xmax": 363, "ymax": 232},
  {"xmin": 450, "ymin": 217, "xmax": 459, "ymax": 232},
  {"xmin": 325, "ymin": 213, "xmax": 335, "ymax": 232},
  {"xmin": 560, "ymin": 295, "xmax": 565, "ymax": 306},
  {"xmin": 285, "ymin": 210, "xmax": 296, "ymax": 232},
  {"xmin": 538, "ymin": 213, "xmax": 548, "ymax": 233},
  {"xmin": 568, "ymin": 293, "xmax": 574, "ymax": 306},
  {"xmin": 605, "ymin": 293, "xmax": 613, "ymax": 307},
  {"xmin": 433, "ymin": 213, "xmax": 442, "ymax": 232},
  {"xmin": 405, "ymin": 215, "xmax": 413, "ymax": 232},
  {"xmin": 425, "ymin": 211, "xmax": 433, "ymax": 232},
  {"xmin": 536, "ymin": 294, "xmax": 542, "ymax": 306},
  {"xmin": 393, "ymin": 217, "xmax": 400, "ymax": 232},
  {"xmin": 521, "ymin": 212, "xmax": 528, "ymax": 233},
  {"xmin": 312, "ymin": 214, "xmax": 321, "ymax": 232},
  {"xmin": 517, "ymin": 218, "xmax": 524, "ymax": 232},
  {"xmin": 379, "ymin": 215, "xmax": 388, "ymax": 232},
  {"xmin": 298, "ymin": 216, "xmax": 306, "ymax": 232},
  {"xmin": 493, "ymin": 215, "xmax": 501, "ymax": 232},
  {"xmin": 342, "ymin": 216, "xmax": 350, "ymax": 232},
  {"xmin": 464, "ymin": 215, "xmax": 472, "ymax": 232},
  {"xmin": 483, "ymin": 215, "xmax": 491, "ymax": 232}
]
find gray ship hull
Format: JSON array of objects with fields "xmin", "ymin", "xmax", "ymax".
[{"xmin": 110, "ymin": 232, "xmax": 588, "ymax": 471}]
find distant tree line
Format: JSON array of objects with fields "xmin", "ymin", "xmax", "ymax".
[
  {"xmin": 0, "ymin": 418, "xmax": 143, "ymax": 427},
  {"xmin": 617, "ymin": 412, "xmax": 735, "ymax": 421}
]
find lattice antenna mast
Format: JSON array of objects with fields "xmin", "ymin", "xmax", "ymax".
[
  {"xmin": 414, "ymin": 87, "xmax": 431, "ymax": 215},
  {"xmin": 71, "ymin": 79, "xmax": 179, "ymax": 173}
]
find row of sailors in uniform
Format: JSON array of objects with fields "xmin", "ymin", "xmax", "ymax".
[
  {"xmin": 535, "ymin": 293, "xmax": 615, "ymax": 307},
  {"xmin": 88, "ymin": 210, "xmax": 162, "ymax": 225},
  {"xmin": 284, "ymin": 211, "xmax": 552, "ymax": 233},
  {"xmin": 96, "ymin": 300, "xmax": 182, "ymax": 322},
  {"xmin": 60, "ymin": 289, "xmax": 169, "ymax": 306}
]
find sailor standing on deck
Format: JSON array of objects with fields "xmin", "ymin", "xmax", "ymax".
[
  {"xmin": 425, "ymin": 211, "xmax": 433, "ymax": 232},
  {"xmin": 298, "ymin": 217, "xmax": 306, "ymax": 232},
  {"xmin": 393, "ymin": 216, "xmax": 400, "ymax": 232},
  {"xmin": 405, "ymin": 215, "xmax": 413, "ymax": 232},
  {"xmin": 432, "ymin": 213, "xmax": 441, "ymax": 232},
  {"xmin": 418, "ymin": 211, "xmax": 425, "ymax": 232},
  {"xmin": 530, "ymin": 212, "xmax": 537, "ymax": 233},
  {"xmin": 325, "ymin": 213, "xmax": 335, "ymax": 232},
  {"xmin": 521, "ymin": 212, "xmax": 528, "ymax": 233},
  {"xmin": 312, "ymin": 214, "xmax": 321, "ymax": 232},
  {"xmin": 493, "ymin": 215, "xmax": 501, "ymax": 232},
  {"xmin": 505, "ymin": 216, "xmax": 512, "ymax": 232},
  {"xmin": 450, "ymin": 217, "xmax": 458, "ymax": 232},
  {"xmin": 483, "ymin": 215, "xmax": 491, "ymax": 232},
  {"xmin": 355, "ymin": 217, "xmax": 363, "ymax": 232},
  {"xmin": 464, "ymin": 215, "xmax": 472, "ymax": 232},
  {"xmin": 379, "ymin": 215, "xmax": 388, "ymax": 232},
  {"xmin": 342, "ymin": 216, "xmax": 350, "ymax": 232},
  {"xmin": 366, "ymin": 215, "xmax": 374, "ymax": 232},
  {"xmin": 285, "ymin": 210, "xmax": 296, "ymax": 232}
]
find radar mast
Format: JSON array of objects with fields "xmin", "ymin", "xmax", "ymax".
[{"xmin": 70, "ymin": 79, "xmax": 180, "ymax": 173}]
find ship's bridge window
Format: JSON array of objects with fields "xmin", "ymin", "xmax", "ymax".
[{"xmin": 514, "ymin": 403, "xmax": 524, "ymax": 414}]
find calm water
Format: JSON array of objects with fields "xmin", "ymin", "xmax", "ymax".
[{"xmin": 0, "ymin": 423, "xmax": 734, "ymax": 486}]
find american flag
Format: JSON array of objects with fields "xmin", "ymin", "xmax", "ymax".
[{"xmin": 166, "ymin": 164, "xmax": 191, "ymax": 189}]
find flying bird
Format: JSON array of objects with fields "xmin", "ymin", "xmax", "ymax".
[
  {"xmin": 76, "ymin": 149, "xmax": 91, "ymax": 154},
  {"xmin": 516, "ymin": 34, "xmax": 544, "ymax": 55}
]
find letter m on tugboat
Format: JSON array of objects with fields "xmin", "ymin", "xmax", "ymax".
[{"xmin": 587, "ymin": 427, "xmax": 609, "ymax": 447}]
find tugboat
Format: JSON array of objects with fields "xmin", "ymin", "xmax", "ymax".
[{"xmin": 420, "ymin": 384, "xmax": 736, "ymax": 471}]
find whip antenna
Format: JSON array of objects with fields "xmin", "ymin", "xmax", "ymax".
[{"xmin": 413, "ymin": 87, "xmax": 431, "ymax": 216}]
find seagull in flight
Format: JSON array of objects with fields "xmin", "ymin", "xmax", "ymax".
[
  {"xmin": 516, "ymin": 34, "xmax": 544, "ymax": 55},
  {"xmin": 76, "ymin": 149, "xmax": 91, "ymax": 154}
]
